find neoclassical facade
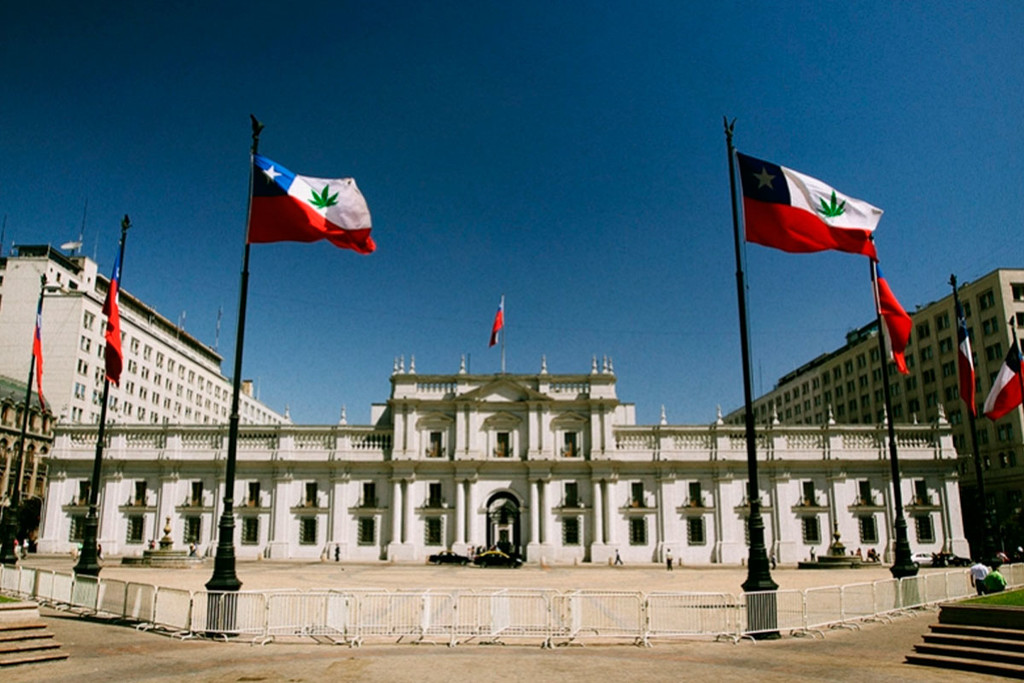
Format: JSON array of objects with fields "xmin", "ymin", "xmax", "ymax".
[{"xmin": 39, "ymin": 361, "xmax": 968, "ymax": 564}]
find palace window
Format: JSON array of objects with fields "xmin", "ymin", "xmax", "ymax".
[
  {"xmin": 184, "ymin": 517, "xmax": 202, "ymax": 544},
  {"xmin": 126, "ymin": 515, "xmax": 144, "ymax": 544},
  {"xmin": 564, "ymin": 481, "xmax": 580, "ymax": 508},
  {"xmin": 304, "ymin": 481, "xmax": 318, "ymax": 507},
  {"xmin": 69, "ymin": 515, "xmax": 86, "ymax": 542},
  {"xmin": 629, "ymin": 518, "xmax": 647, "ymax": 545},
  {"xmin": 427, "ymin": 482, "xmax": 443, "ymax": 508},
  {"xmin": 361, "ymin": 482, "xmax": 377, "ymax": 508},
  {"xmin": 562, "ymin": 432, "xmax": 578, "ymax": 458},
  {"xmin": 358, "ymin": 518, "xmax": 376, "ymax": 545},
  {"xmin": 687, "ymin": 481, "xmax": 703, "ymax": 507},
  {"xmin": 915, "ymin": 515, "xmax": 935, "ymax": 543},
  {"xmin": 247, "ymin": 481, "xmax": 261, "ymax": 507},
  {"xmin": 427, "ymin": 431, "xmax": 443, "ymax": 458},
  {"xmin": 859, "ymin": 516, "xmax": 878, "ymax": 544},
  {"xmin": 802, "ymin": 517, "xmax": 821, "ymax": 544},
  {"xmin": 495, "ymin": 431, "xmax": 510, "ymax": 458},
  {"xmin": 687, "ymin": 517, "xmax": 706, "ymax": 545},
  {"xmin": 299, "ymin": 518, "xmax": 317, "ymax": 545},
  {"xmin": 242, "ymin": 518, "xmax": 259, "ymax": 545},
  {"xmin": 133, "ymin": 480, "xmax": 148, "ymax": 506},
  {"xmin": 563, "ymin": 517, "xmax": 581, "ymax": 546},
  {"xmin": 425, "ymin": 517, "xmax": 443, "ymax": 546}
]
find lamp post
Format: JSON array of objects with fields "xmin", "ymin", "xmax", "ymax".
[{"xmin": 0, "ymin": 275, "xmax": 50, "ymax": 566}]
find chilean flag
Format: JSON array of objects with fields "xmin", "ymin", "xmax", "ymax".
[
  {"xmin": 737, "ymin": 152, "xmax": 881, "ymax": 260},
  {"xmin": 248, "ymin": 154, "xmax": 375, "ymax": 254},
  {"xmin": 983, "ymin": 341, "xmax": 1023, "ymax": 420},
  {"xmin": 103, "ymin": 250, "xmax": 123, "ymax": 385},
  {"xmin": 955, "ymin": 301, "xmax": 976, "ymax": 416},
  {"xmin": 32, "ymin": 295, "xmax": 45, "ymax": 410},
  {"xmin": 489, "ymin": 296, "xmax": 504, "ymax": 347},
  {"xmin": 874, "ymin": 266, "xmax": 911, "ymax": 374}
]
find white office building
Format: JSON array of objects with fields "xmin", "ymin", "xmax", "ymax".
[
  {"xmin": 39, "ymin": 358, "xmax": 967, "ymax": 565},
  {"xmin": 0, "ymin": 245, "xmax": 285, "ymax": 427}
]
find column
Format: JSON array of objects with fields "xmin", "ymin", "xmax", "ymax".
[
  {"xmin": 592, "ymin": 479, "xmax": 604, "ymax": 545},
  {"xmin": 402, "ymin": 479, "xmax": 413, "ymax": 545},
  {"xmin": 391, "ymin": 479, "xmax": 402, "ymax": 544},
  {"xmin": 604, "ymin": 481, "xmax": 616, "ymax": 546},
  {"xmin": 540, "ymin": 479, "xmax": 550, "ymax": 545},
  {"xmin": 455, "ymin": 479, "xmax": 466, "ymax": 546},
  {"xmin": 465, "ymin": 482, "xmax": 475, "ymax": 546},
  {"xmin": 529, "ymin": 480, "xmax": 540, "ymax": 544}
]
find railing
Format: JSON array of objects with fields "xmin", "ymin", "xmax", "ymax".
[{"xmin": 2, "ymin": 564, "xmax": 1018, "ymax": 646}]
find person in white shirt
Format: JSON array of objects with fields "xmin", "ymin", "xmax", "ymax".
[{"xmin": 969, "ymin": 560, "xmax": 990, "ymax": 595}]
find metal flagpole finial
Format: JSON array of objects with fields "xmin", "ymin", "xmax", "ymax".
[
  {"xmin": 250, "ymin": 115, "xmax": 264, "ymax": 153},
  {"xmin": 121, "ymin": 215, "xmax": 131, "ymax": 233}
]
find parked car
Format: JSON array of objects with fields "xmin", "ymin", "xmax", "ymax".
[
  {"xmin": 472, "ymin": 549, "xmax": 523, "ymax": 568},
  {"xmin": 911, "ymin": 552, "xmax": 933, "ymax": 567},
  {"xmin": 428, "ymin": 550, "xmax": 470, "ymax": 565},
  {"xmin": 932, "ymin": 552, "xmax": 970, "ymax": 568}
]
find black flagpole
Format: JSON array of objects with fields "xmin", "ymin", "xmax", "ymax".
[
  {"xmin": 870, "ymin": 260, "xmax": 917, "ymax": 578},
  {"xmin": 74, "ymin": 216, "xmax": 130, "ymax": 576},
  {"xmin": 950, "ymin": 274, "xmax": 995, "ymax": 563},
  {"xmin": 206, "ymin": 116, "xmax": 262, "ymax": 603},
  {"xmin": 0, "ymin": 274, "xmax": 49, "ymax": 566},
  {"xmin": 724, "ymin": 118, "xmax": 778, "ymax": 638}
]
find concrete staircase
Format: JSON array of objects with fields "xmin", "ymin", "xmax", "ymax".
[
  {"xmin": 0, "ymin": 621, "xmax": 67, "ymax": 667},
  {"xmin": 907, "ymin": 603, "xmax": 1024, "ymax": 678}
]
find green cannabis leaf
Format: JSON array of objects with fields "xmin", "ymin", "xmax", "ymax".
[
  {"xmin": 818, "ymin": 191, "xmax": 846, "ymax": 218},
  {"xmin": 309, "ymin": 185, "xmax": 339, "ymax": 209}
]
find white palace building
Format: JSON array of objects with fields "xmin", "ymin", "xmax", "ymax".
[{"xmin": 38, "ymin": 358, "xmax": 969, "ymax": 565}]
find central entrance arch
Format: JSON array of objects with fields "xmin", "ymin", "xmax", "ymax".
[{"xmin": 485, "ymin": 492, "xmax": 522, "ymax": 558}]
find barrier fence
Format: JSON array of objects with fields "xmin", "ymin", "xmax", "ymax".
[{"xmin": 0, "ymin": 563, "xmax": 1018, "ymax": 647}]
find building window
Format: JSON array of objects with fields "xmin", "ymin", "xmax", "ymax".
[
  {"xmin": 562, "ymin": 432, "xmax": 578, "ymax": 458},
  {"xmin": 190, "ymin": 481, "xmax": 204, "ymax": 507},
  {"xmin": 687, "ymin": 481, "xmax": 703, "ymax": 507},
  {"xmin": 802, "ymin": 517, "xmax": 821, "ymax": 544},
  {"xmin": 687, "ymin": 517, "xmax": 706, "ymax": 545},
  {"xmin": 69, "ymin": 515, "xmax": 87, "ymax": 542},
  {"xmin": 857, "ymin": 480, "xmax": 874, "ymax": 506},
  {"xmin": 425, "ymin": 517, "xmax": 443, "ymax": 546},
  {"xmin": 629, "ymin": 518, "xmax": 647, "ymax": 545},
  {"xmin": 304, "ymin": 481, "xmax": 318, "ymax": 507},
  {"xmin": 242, "ymin": 517, "xmax": 259, "ymax": 545},
  {"xmin": 913, "ymin": 479, "xmax": 930, "ymax": 505},
  {"xmin": 630, "ymin": 481, "xmax": 645, "ymax": 507},
  {"xmin": 979, "ymin": 290, "xmax": 995, "ymax": 310},
  {"xmin": 184, "ymin": 517, "xmax": 202, "ymax": 544},
  {"xmin": 358, "ymin": 517, "xmax": 376, "ymax": 545},
  {"xmin": 361, "ymin": 482, "xmax": 377, "ymax": 507},
  {"xmin": 299, "ymin": 518, "xmax": 317, "ymax": 545},
  {"xmin": 427, "ymin": 482, "xmax": 443, "ymax": 508},
  {"xmin": 859, "ymin": 516, "xmax": 878, "ymax": 544},
  {"xmin": 83, "ymin": 311, "xmax": 95, "ymax": 330},
  {"xmin": 126, "ymin": 515, "xmax": 145, "ymax": 544},
  {"xmin": 564, "ymin": 481, "xmax": 579, "ymax": 508},
  {"xmin": 563, "ymin": 517, "xmax": 580, "ymax": 546},
  {"xmin": 247, "ymin": 481, "xmax": 261, "ymax": 507},
  {"xmin": 495, "ymin": 431, "xmax": 510, "ymax": 458},
  {"xmin": 915, "ymin": 515, "xmax": 935, "ymax": 543},
  {"xmin": 427, "ymin": 431, "xmax": 443, "ymax": 458},
  {"xmin": 801, "ymin": 480, "xmax": 818, "ymax": 507}
]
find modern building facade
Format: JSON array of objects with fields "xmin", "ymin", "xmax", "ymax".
[
  {"xmin": 39, "ymin": 360, "xmax": 967, "ymax": 565},
  {"xmin": 0, "ymin": 245, "xmax": 285, "ymax": 427},
  {"xmin": 725, "ymin": 268, "xmax": 1024, "ymax": 552}
]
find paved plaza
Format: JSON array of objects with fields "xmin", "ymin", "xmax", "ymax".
[{"xmin": 3, "ymin": 557, "xmax": 1002, "ymax": 682}]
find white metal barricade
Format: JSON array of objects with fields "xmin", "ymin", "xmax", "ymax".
[
  {"xmin": 740, "ymin": 589, "xmax": 805, "ymax": 638},
  {"xmin": 0, "ymin": 564, "xmax": 21, "ymax": 596},
  {"xmin": 838, "ymin": 582, "xmax": 876, "ymax": 623},
  {"xmin": 897, "ymin": 575, "xmax": 926, "ymax": 610},
  {"xmin": 153, "ymin": 586, "xmax": 193, "ymax": 635},
  {"xmin": 191, "ymin": 591, "xmax": 267, "ymax": 638},
  {"xmin": 33, "ymin": 568, "xmax": 56, "ymax": 604},
  {"xmin": 124, "ymin": 582, "xmax": 157, "ymax": 623},
  {"xmin": 555, "ymin": 590, "xmax": 645, "ymax": 644},
  {"xmin": 645, "ymin": 592, "xmax": 739, "ymax": 639},
  {"xmin": 98, "ymin": 578, "xmax": 128, "ymax": 617},
  {"xmin": 71, "ymin": 574, "xmax": 100, "ymax": 611},
  {"xmin": 355, "ymin": 591, "xmax": 424, "ymax": 642},
  {"xmin": 51, "ymin": 571, "xmax": 74, "ymax": 605}
]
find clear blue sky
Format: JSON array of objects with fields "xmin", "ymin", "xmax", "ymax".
[{"xmin": 2, "ymin": 2, "xmax": 1022, "ymax": 425}]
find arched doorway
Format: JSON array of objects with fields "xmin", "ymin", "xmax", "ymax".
[{"xmin": 485, "ymin": 492, "xmax": 522, "ymax": 558}]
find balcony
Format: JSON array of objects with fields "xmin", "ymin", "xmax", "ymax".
[
  {"xmin": 792, "ymin": 497, "xmax": 829, "ymax": 514},
  {"xmin": 906, "ymin": 495, "xmax": 940, "ymax": 512},
  {"xmin": 350, "ymin": 497, "xmax": 381, "ymax": 512},
  {"xmin": 176, "ymin": 497, "xmax": 213, "ymax": 512},
  {"xmin": 118, "ymin": 496, "xmax": 156, "ymax": 512},
  {"xmin": 421, "ymin": 498, "xmax": 447, "ymax": 510},
  {"xmin": 425, "ymin": 446, "xmax": 444, "ymax": 459},
  {"xmin": 621, "ymin": 497, "xmax": 655, "ymax": 513},
  {"xmin": 676, "ymin": 497, "xmax": 713, "ymax": 514},
  {"xmin": 555, "ymin": 498, "xmax": 587, "ymax": 511},
  {"xmin": 848, "ymin": 496, "xmax": 884, "ymax": 512},
  {"xmin": 734, "ymin": 497, "xmax": 773, "ymax": 513}
]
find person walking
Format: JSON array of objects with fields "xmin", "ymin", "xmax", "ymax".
[
  {"xmin": 614, "ymin": 549, "xmax": 623, "ymax": 566},
  {"xmin": 969, "ymin": 559, "xmax": 990, "ymax": 595},
  {"xmin": 665, "ymin": 549, "xmax": 673, "ymax": 571}
]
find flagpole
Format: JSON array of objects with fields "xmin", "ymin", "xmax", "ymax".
[
  {"xmin": 73, "ymin": 216, "xmax": 130, "ymax": 576},
  {"xmin": 870, "ymin": 260, "xmax": 917, "ymax": 577},
  {"xmin": 500, "ymin": 294, "xmax": 506, "ymax": 374},
  {"xmin": 724, "ymin": 120, "xmax": 778, "ymax": 633},
  {"xmin": 206, "ymin": 116, "xmax": 263, "ymax": 598},
  {"xmin": 0, "ymin": 275, "xmax": 48, "ymax": 566}
]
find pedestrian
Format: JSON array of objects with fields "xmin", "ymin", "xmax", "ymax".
[
  {"xmin": 969, "ymin": 559, "xmax": 990, "ymax": 595},
  {"xmin": 666, "ymin": 549, "xmax": 673, "ymax": 571},
  {"xmin": 334, "ymin": 545, "xmax": 340, "ymax": 562},
  {"xmin": 982, "ymin": 561, "xmax": 1007, "ymax": 594},
  {"xmin": 770, "ymin": 552, "xmax": 777, "ymax": 570},
  {"xmin": 97, "ymin": 543, "xmax": 103, "ymax": 560},
  {"xmin": 614, "ymin": 549, "xmax": 623, "ymax": 566},
  {"xmin": 810, "ymin": 548, "xmax": 816, "ymax": 562}
]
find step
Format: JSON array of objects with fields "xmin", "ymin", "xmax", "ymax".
[
  {"xmin": 923, "ymin": 632, "xmax": 1024, "ymax": 652},
  {"xmin": 0, "ymin": 621, "xmax": 47, "ymax": 633},
  {"xmin": 0, "ymin": 651, "xmax": 69, "ymax": 667},
  {"xmin": 913, "ymin": 642, "xmax": 1024, "ymax": 667},
  {"xmin": 931, "ymin": 622, "xmax": 1024, "ymax": 642},
  {"xmin": 0, "ymin": 640, "xmax": 61, "ymax": 655},
  {"xmin": 906, "ymin": 653, "xmax": 1024, "ymax": 680},
  {"xmin": 0, "ymin": 630, "xmax": 54, "ymax": 644}
]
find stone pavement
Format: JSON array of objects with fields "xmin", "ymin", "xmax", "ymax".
[{"xmin": 2, "ymin": 557, "xmax": 1004, "ymax": 682}]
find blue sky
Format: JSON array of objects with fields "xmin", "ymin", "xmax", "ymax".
[{"xmin": 2, "ymin": 2, "xmax": 1022, "ymax": 425}]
